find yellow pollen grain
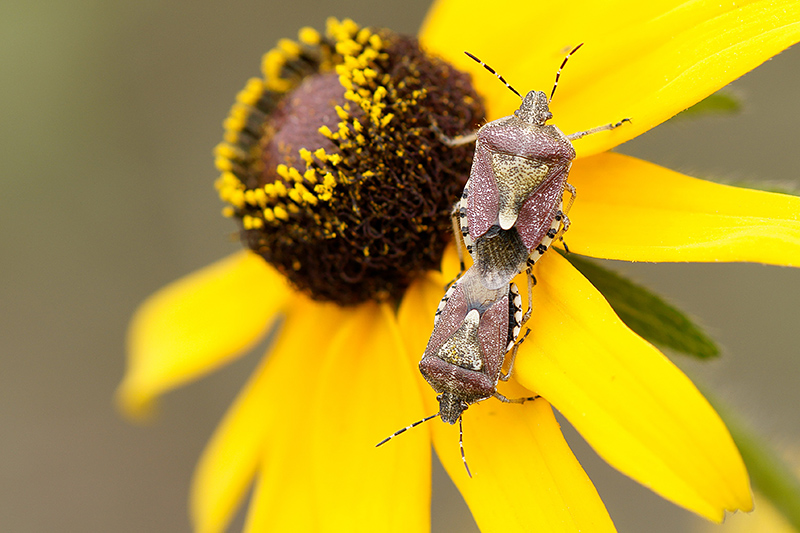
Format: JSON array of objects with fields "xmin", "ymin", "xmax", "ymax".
[
  {"xmin": 229, "ymin": 189, "xmax": 245, "ymax": 209},
  {"xmin": 263, "ymin": 208, "xmax": 276, "ymax": 222},
  {"xmin": 344, "ymin": 89, "xmax": 359, "ymax": 103},
  {"xmin": 380, "ymin": 113, "xmax": 394, "ymax": 128},
  {"xmin": 262, "ymin": 49, "xmax": 285, "ymax": 79},
  {"xmin": 352, "ymin": 119, "xmax": 363, "ymax": 132},
  {"xmin": 278, "ymin": 38, "xmax": 301, "ymax": 58},
  {"xmin": 363, "ymin": 246, "xmax": 370, "ymax": 256},
  {"xmin": 298, "ymin": 148, "xmax": 313, "ymax": 165},
  {"xmin": 338, "ymin": 74, "xmax": 354, "ymax": 92},
  {"xmin": 322, "ymin": 173, "xmax": 336, "ymax": 187},
  {"xmin": 244, "ymin": 189, "xmax": 257, "ymax": 206},
  {"xmin": 223, "ymin": 114, "xmax": 246, "ymax": 134},
  {"xmin": 318, "ymin": 125, "xmax": 333, "ymax": 138},
  {"xmin": 335, "ymin": 105, "xmax": 349, "ymax": 121},
  {"xmin": 221, "ymin": 206, "xmax": 235, "ymax": 218},
  {"xmin": 273, "ymin": 205, "xmax": 289, "ymax": 221},
  {"xmin": 327, "ymin": 153, "xmax": 342, "ymax": 165},
  {"xmin": 368, "ymin": 34, "xmax": 382, "ymax": 50},
  {"xmin": 369, "ymin": 107, "xmax": 382, "ymax": 125},
  {"xmin": 298, "ymin": 27, "xmax": 320, "ymax": 45},
  {"xmin": 337, "ymin": 123, "xmax": 350, "ymax": 138},
  {"xmin": 302, "ymin": 191, "xmax": 318, "ymax": 205},
  {"xmin": 276, "ymin": 164, "xmax": 291, "ymax": 180},
  {"xmin": 287, "ymin": 203, "xmax": 300, "ymax": 214},
  {"xmin": 362, "ymin": 170, "xmax": 375, "ymax": 178},
  {"xmin": 355, "ymin": 134, "xmax": 366, "ymax": 144},
  {"xmin": 356, "ymin": 28, "xmax": 372, "ymax": 45},
  {"xmin": 213, "ymin": 142, "xmax": 236, "ymax": 158},
  {"xmin": 253, "ymin": 188, "xmax": 267, "ymax": 206},
  {"xmin": 237, "ymin": 78, "xmax": 264, "ymax": 106},
  {"xmin": 288, "ymin": 188, "xmax": 302, "ymax": 204},
  {"xmin": 373, "ymin": 85, "xmax": 387, "ymax": 103},
  {"xmin": 352, "ymin": 69, "xmax": 367, "ymax": 86},
  {"xmin": 288, "ymin": 167, "xmax": 304, "ymax": 183},
  {"xmin": 313, "ymin": 147, "xmax": 328, "ymax": 160},
  {"xmin": 273, "ymin": 180, "xmax": 288, "ymax": 196},
  {"xmin": 222, "ymin": 130, "xmax": 239, "ymax": 145},
  {"xmin": 336, "ymin": 39, "xmax": 362, "ymax": 57},
  {"xmin": 304, "ymin": 169, "xmax": 318, "ymax": 183},
  {"xmin": 214, "ymin": 156, "xmax": 232, "ymax": 172}
]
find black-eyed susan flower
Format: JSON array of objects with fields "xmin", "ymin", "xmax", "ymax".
[{"xmin": 117, "ymin": 1, "xmax": 800, "ymax": 531}]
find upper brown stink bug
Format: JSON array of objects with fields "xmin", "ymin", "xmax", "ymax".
[
  {"xmin": 376, "ymin": 266, "xmax": 536, "ymax": 477},
  {"xmin": 449, "ymin": 44, "xmax": 630, "ymax": 290}
]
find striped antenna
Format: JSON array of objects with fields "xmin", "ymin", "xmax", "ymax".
[
  {"xmin": 550, "ymin": 43, "xmax": 584, "ymax": 100},
  {"xmin": 464, "ymin": 51, "xmax": 522, "ymax": 99},
  {"xmin": 459, "ymin": 415, "xmax": 472, "ymax": 478},
  {"xmin": 376, "ymin": 413, "xmax": 439, "ymax": 447}
]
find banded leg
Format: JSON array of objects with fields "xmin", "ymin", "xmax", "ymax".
[
  {"xmin": 499, "ymin": 328, "xmax": 531, "ymax": 382},
  {"xmin": 493, "ymin": 390, "xmax": 540, "ymax": 404},
  {"xmin": 566, "ymin": 118, "xmax": 630, "ymax": 141},
  {"xmin": 554, "ymin": 183, "xmax": 576, "ymax": 252},
  {"xmin": 447, "ymin": 203, "xmax": 467, "ymax": 288},
  {"xmin": 432, "ymin": 121, "xmax": 478, "ymax": 147}
]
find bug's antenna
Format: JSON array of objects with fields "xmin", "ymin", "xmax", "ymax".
[
  {"xmin": 464, "ymin": 51, "xmax": 522, "ymax": 99},
  {"xmin": 550, "ymin": 43, "xmax": 584, "ymax": 101},
  {"xmin": 459, "ymin": 415, "xmax": 472, "ymax": 478},
  {"xmin": 376, "ymin": 413, "xmax": 439, "ymax": 447}
]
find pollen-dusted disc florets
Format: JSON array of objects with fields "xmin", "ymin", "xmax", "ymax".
[{"xmin": 215, "ymin": 18, "xmax": 484, "ymax": 305}]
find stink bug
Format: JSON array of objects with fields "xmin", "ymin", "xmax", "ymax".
[
  {"xmin": 376, "ymin": 266, "xmax": 537, "ymax": 476},
  {"xmin": 449, "ymin": 44, "xmax": 630, "ymax": 289}
]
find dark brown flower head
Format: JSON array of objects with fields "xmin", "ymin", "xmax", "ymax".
[{"xmin": 215, "ymin": 18, "xmax": 484, "ymax": 305}]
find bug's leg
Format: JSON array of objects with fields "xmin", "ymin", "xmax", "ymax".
[
  {"xmin": 432, "ymin": 121, "xmax": 479, "ymax": 147},
  {"xmin": 554, "ymin": 183, "xmax": 576, "ymax": 252},
  {"xmin": 566, "ymin": 118, "xmax": 631, "ymax": 141},
  {"xmin": 519, "ymin": 261, "xmax": 536, "ymax": 329},
  {"xmin": 499, "ymin": 328, "xmax": 531, "ymax": 381},
  {"xmin": 494, "ymin": 391, "xmax": 540, "ymax": 404},
  {"xmin": 446, "ymin": 202, "xmax": 467, "ymax": 289}
]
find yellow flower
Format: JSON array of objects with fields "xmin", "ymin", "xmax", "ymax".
[{"xmin": 117, "ymin": 1, "xmax": 800, "ymax": 531}]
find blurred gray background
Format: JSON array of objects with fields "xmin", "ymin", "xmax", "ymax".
[{"xmin": 2, "ymin": 1, "xmax": 799, "ymax": 531}]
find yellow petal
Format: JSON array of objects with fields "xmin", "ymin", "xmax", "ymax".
[
  {"xmin": 402, "ymin": 270, "xmax": 615, "ymax": 531},
  {"xmin": 431, "ymin": 394, "xmax": 616, "ymax": 532},
  {"xmin": 117, "ymin": 251, "xmax": 289, "ymax": 419},
  {"xmin": 190, "ymin": 296, "xmax": 334, "ymax": 533},
  {"xmin": 244, "ymin": 301, "xmax": 431, "ymax": 532},
  {"xmin": 421, "ymin": 0, "xmax": 800, "ymax": 157},
  {"xmin": 514, "ymin": 251, "xmax": 753, "ymax": 521},
  {"xmin": 566, "ymin": 153, "xmax": 800, "ymax": 265}
]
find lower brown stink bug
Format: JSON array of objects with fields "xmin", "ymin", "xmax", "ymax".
[{"xmin": 376, "ymin": 266, "xmax": 537, "ymax": 477}]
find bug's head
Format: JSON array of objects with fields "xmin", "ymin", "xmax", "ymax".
[
  {"xmin": 515, "ymin": 90, "xmax": 552, "ymax": 126},
  {"xmin": 437, "ymin": 392, "xmax": 470, "ymax": 425}
]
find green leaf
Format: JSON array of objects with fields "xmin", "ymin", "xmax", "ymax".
[
  {"xmin": 677, "ymin": 91, "xmax": 743, "ymax": 119},
  {"xmin": 562, "ymin": 253, "xmax": 719, "ymax": 359}
]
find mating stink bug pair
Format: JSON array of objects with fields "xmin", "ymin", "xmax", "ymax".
[{"xmin": 377, "ymin": 44, "xmax": 629, "ymax": 476}]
